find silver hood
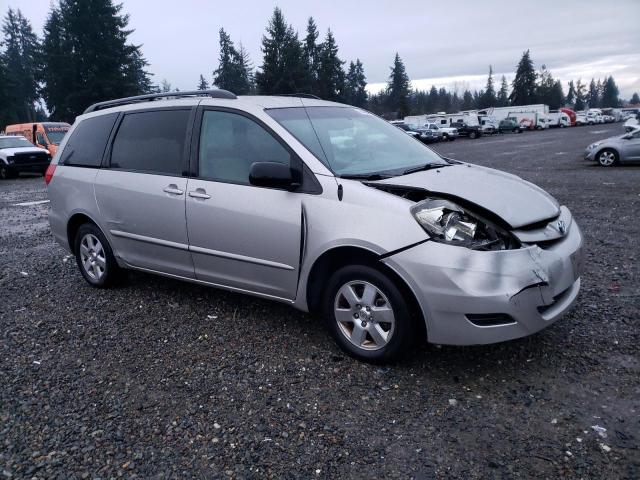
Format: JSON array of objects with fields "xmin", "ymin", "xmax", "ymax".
[{"xmin": 373, "ymin": 163, "xmax": 560, "ymax": 229}]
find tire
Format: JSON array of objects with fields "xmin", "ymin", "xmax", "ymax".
[
  {"xmin": 322, "ymin": 264, "xmax": 414, "ymax": 363},
  {"xmin": 596, "ymin": 148, "xmax": 618, "ymax": 167},
  {"xmin": 448, "ymin": 136, "xmax": 456, "ymax": 142},
  {"xmin": 469, "ymin": 131, "xmax": 477, "ymax": 139},
  {"xmin": 74, "ymin": 223, "xmax": 122, "ymax": 288},
  {"xmin": 0, "ymin": 165, "xmax": 16, "ymax": 180},
  {"xmin": 517, "ymin": 128, "xmax": 523, "ymax": 133}
]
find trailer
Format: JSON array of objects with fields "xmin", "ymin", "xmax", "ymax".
[
  {"xmin": 478, "ymin": 104, "xmax": 549, "ymax": 129},
  {"xmin": 560, "ymin": 108, "xmax": 577, "ymax": 126}
]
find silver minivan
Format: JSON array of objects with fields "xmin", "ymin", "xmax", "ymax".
[{"xmin": 47, "ymin": 90, "xmax": 583, "ymax": 362}]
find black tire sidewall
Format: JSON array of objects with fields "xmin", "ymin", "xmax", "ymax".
[
  {"xmin": 74, "ymin": 223, "xmax": 120, "ymax": 288},
  {"xmin": 322, "ymin": 264, "xmax": 414, "ymax": 363}
]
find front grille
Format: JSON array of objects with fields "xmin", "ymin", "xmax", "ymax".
[
  {"xmin": 466, "ymin": 313, "xmax": 516, "ymax": 327},
  {"xmin": 12, "ymin": 152, "xmax": 50, "ymax": 165}
]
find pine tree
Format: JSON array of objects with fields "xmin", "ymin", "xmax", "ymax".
[
  {"xmin": 497, "ymin": 75, "xmax": 509, "ymax": 107},
  {"xmin": 0, "ymin": 49, "xmax": 12, "ymax": 126},
  {"xmin": 480, "ymin": 65, "xmax": 496, "ymax": 108},
  {"xmin": 41, "ymin": 0, "xmax": 151, "ymax": 121},
  {"xmin": 600, "ymin": 76, "xmax": 620, "ymax": 107},
  {"xmin": 461, "ymin": 90, "xmax": 474, "ymax": 110},
  {"xmin": 565, "ymin": 80, "xmax": 576, "ymax": 107},
  {"xmin": 509, "ymin": 50, "xmax": 537, "ymax": 105},
  {"xmin": 255, "ymin": 7, "xmax": 306, "ymax": 94},
  {"xmin": 630, "ymin": 92, "xmax": 640, "ymax": 104},
  {"xmin": 2, "ymin": 8, "xmax": 41, "ymax": 122},
  {"xmin": 344, "ymin": 59, "xmax": 367, "ymax": 107},
  {"xmin": 316, "ymin": 29, "xmax": 344, "ymax": 101},
  {"xmin": 549, "ymin": 80, "xmax": 565, "ymax": 110},
  {"xmin": 428, "ymin": 85, "xmax": 438, "ymax": 112},
  {"xmin": 587, "ymin": 78, "xmax": 599, "ymax": 108},
  {"xmin": 385, "ymin": 53, "xmax": 411, "ymax": 118},
  {"xmin": 574, "ymin": 79, "xmax": 586, "ymax": 111},
  {"xmin": 197, "ymin": 74, "xmax": 209, "ymax": 90},
  {"xmin": 302, "ymin": 17, "xmax": 319, "ymax": 95}
]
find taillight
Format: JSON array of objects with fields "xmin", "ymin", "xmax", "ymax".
[{"xmin": 44, "ymin": 164, "xmax": 56, "ymax": 185}]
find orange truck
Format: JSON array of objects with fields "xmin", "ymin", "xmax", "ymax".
[{"xmin": 4, "ymin": 122, "xmax": 71, "ymax": 156}]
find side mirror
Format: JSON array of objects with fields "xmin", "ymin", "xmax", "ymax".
[{"xmin": 249, "ymin": 161, "xmax": 297, "ymax": 190}]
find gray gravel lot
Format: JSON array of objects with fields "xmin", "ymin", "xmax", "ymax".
[{"xmin": 1, "ymin": 123, "xmax": 638, "ymax": 478}]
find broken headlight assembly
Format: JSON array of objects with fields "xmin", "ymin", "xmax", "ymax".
[{"xmin": 411, "ymin": 198, "xmax": 518, "ymax": 251}]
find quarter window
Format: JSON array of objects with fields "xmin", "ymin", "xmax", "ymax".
[
  {"xmin": 60, "ymin": 113, "xmax": 118, "ymax": 167},
  {"xmin": 198, "ymin": 110, "xmax": 291, "ymax": 184},
  {"xmin": 110, "ymin": 109, "xmax": 190, "ymax": 175}
]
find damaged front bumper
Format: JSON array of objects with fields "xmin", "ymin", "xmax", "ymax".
[{"xmin": 382, "ymin": 210, "xmax": 584, "ymax": 345}]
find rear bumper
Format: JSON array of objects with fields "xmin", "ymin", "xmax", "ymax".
[{"xmin": 382, "ymin": 219, "xmax": 583, "ymax": 345}]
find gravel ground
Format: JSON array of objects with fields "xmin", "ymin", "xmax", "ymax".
[{"xmin": 1, "ymin": 123, "xmax": 639, "ymax": 478}]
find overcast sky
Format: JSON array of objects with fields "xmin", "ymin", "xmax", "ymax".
[{"xmin": 5, "ymin": 0, "xmax": 640, "ymax": 98}]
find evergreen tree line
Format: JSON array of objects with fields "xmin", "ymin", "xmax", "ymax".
[
  {"xmin": 198, "ymin": 9, "xmax": 367, "ymax": 109},
  {"xmin": 0, "ymin": 4, "xmax": 636, "ymax": 125},
  {"xmin": 0, "ymin": 1, "xmax": 151, "ymax": 124}
]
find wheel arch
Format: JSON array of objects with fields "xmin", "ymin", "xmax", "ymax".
[
  {"xmin": 66, "ymin": 212, "xmax": 103, "ymax": 254},
  {"xmin": 305, "ymin": 245, "xmax": 426, "ymax": 337}
]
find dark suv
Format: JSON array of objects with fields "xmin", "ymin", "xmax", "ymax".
[
  {"xmin": 498, "ymin": 118, "xmax": 523, "ymax": 134},
  {"xmin": 449, "ymin": 121, "xmax": 482, "ymax": 139}
]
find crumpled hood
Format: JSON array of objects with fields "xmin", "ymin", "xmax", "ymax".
[
  {"xmin": 1, "ymin": 146, "xmax": 49, "ymax": 156},
  {"xmin": 373, "ymin": 163, "xmax": 560, "ymax": 229}
]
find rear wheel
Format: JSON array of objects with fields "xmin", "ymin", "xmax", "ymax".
[
  {"xmin": 323, "ymin": 264, "xmax": 414, "ymax": 363},
  {"xmin": 469, "ymin": 131, "xmax": 477, "ymax": 139},
  {"xmin": 74, "ymin": 223, "xmax": 122, "ymax": 287},
  {"xmin": 597, "ymin": 149, "xmax": 618, "ymax": 167}
]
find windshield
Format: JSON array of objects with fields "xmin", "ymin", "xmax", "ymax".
[
  {"xmin": 0, "ymin": 137, "xmax": 35, "ymax": 149},
  {"xmin": 267, "ymin": 106, "xmax": 448, "ymax": 177},
  {"xmin": 44, "ymin": 124, "xmax": 70, "ymax": 144}
]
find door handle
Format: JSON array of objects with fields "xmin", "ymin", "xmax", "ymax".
[
  {"xmin": 163, "ymin": 184, "xmax": 184, "ymax": 195},
  {"xmin": 188, "ymin": 189, "xmax": 211, "ymax": 200}
]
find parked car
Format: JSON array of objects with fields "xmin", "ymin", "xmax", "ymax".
[
  {"xmin": 584, "ymin": 126, "xmax": 640, "ymax": 166},
  {"xmin": 47, "ymin": 90, "xmax": 583, "ymax": 362},
  {"xmin": 498, "ymin": 118, "xmax": 523, "ymax": 134},
  {"xmin": 394, "ymin": 123, "xmax": 438, "ymax": 143},
  {"xmin": 575, "ymin": 114, "xmax": 589, "ymax": 126},
  {"xmin": 624, "ymin": 115, "xmax": 639, "ymax": 132},
  {"xmin": 449, "ymin": 120, "xmax": 482, "ymax": 139},
  {"xmin": 0, "ymin": 135, "xmax": 51, "ymax": 179},
  {"xmin": 424, "ymin": 122, "xmax": 458, "ymax": 141},
  {"xmin": 4, "ymin": 122, "xmax": 71, "ymax": 156}
]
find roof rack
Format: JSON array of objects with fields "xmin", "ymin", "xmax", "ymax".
[
  {"xmin": 275, "ymin": 93, "xmax": 321, "ymax": 100},
  {"xmin": 83, "ymin": 89, "xmax": 237, "ymax": 114}
]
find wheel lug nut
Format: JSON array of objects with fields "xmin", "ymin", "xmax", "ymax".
[
  {"xmin": 354, "ymin": 313, "xmax": 359, "ymax": 319},
  {"xmin": 361, "ymin": 321, "xmax": 367, "ymax": 327}
]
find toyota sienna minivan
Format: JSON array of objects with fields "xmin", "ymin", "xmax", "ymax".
[{"xmin": 47, "ymin": 90, "xmax": 583, "ymax": 362}]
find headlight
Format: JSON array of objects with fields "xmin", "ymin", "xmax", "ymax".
[
  {"xmin": 588, "ymin": 142, "xmax": 602, "ymax": 150},
  {"xmin": 411, "ymin": 198, "xmax": 517, "ymax": 251}
]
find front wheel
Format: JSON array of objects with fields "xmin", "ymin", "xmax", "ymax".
[
  {"xmin": 323, "ymin": 265, "xmax": 414, "ymax": 363},
  {"xmin": 74, "ymin": 223, "xmax": 123, "ymax": 287},
  {"xmin": 469, "ymin": 131, "xmax": 477, "ymax": 139},
  {"xmin": 597, "ymin": 149, "xmax": 618, "ymax": 167},
  {"xmin": 0, "ymin": 165, "xmax": 16, "ymax": 180}
]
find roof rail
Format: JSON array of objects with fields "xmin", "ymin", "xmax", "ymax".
[
  {"xmin": 83, "ymin": 89, "xmax": 237, "ymax": 114},
  {"xmin": 275, "ymin": 93, "xmax": 321, "ymax": 100}
]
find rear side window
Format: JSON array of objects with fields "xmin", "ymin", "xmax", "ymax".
[
  {"xmin": 60, "ymin": 113, "xmax": 118, "ymax": 167},
  {"xmin": 110, "ymin": 109, "xmax": 190, "ymax": 175}
]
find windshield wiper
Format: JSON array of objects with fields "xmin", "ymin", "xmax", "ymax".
[
  {"xmin": 339, "ymin": 173, "xmax": 395, "ymax": 180},
  {"xmin": 401, "ymin": 163, "xmax": 450, "ymax": 176}
]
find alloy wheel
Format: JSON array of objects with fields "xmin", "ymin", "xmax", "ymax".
[
  {"xmin": 333, "ymin": 280, "xmax": 395, "ymax": 351},
  {"xmin": 80, "ymin": 233, "xmax": 106, "ymax": 280},
  {"xmin": 598, "ymin": 151, "xmax": 616, "ymax": 167}
]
